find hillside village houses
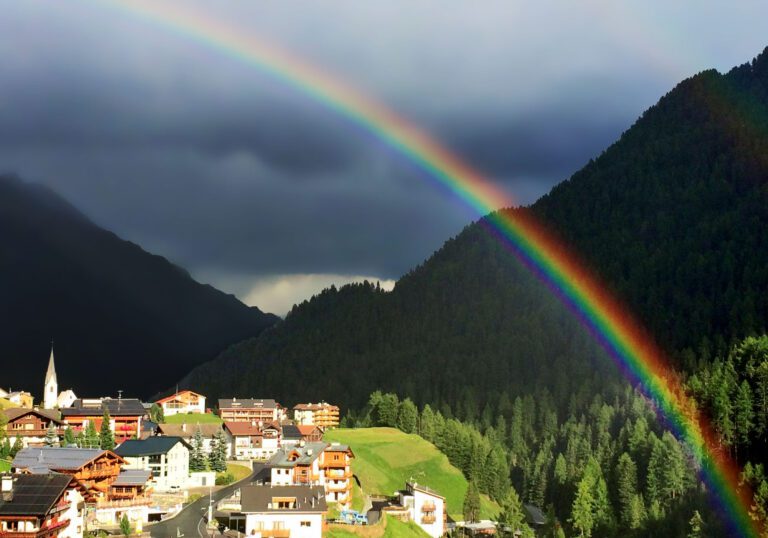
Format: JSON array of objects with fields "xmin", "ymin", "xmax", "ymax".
[
  {"xmin": 385, "ymin": 482, "xmax": 447, "ymax": 538},
  {"xmin": 0, "ymin": 351, "xmax": 358, "ymax": 536}
]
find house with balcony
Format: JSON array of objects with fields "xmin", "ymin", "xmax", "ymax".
[
  {"xmin": 3, "ymin": 408, "xmax": 64, "ymax": 448},
  {"xmin": 268, "ymin": 442, "xmax": 355, "ymax": 509},
  {"xmin": 12, "ymin": 447, "xmax": 124, "ymax": 501},
  {"xmin": 60, "ymin": 397, "xmax": 146, "ymax": 444},
  {"xmin": 91, "ymin": 469, "xmax": 154, "ymax": 528},
  {"xmin": 218, "ymin": 398, "xmax": 285, "ymax": 423},
  {"xmin": 0, "ymin": 472, "xmax": 85, "ymax": 538},
  {"xmin": 240, "ymin": 485, "xmax": 327, "ymax": 538},
  {"xmin": 155, "ymin": 390, "xmax": 206, "ymax": 417},
  {"xmin": 292, "ymin": 403, "xmax": 340, "ymax": 429},
  {"xmin": 115, "ymin": 436, "xmax": 190, "ymax": 492},
  {"xmin": 281, "ymin": 425, "xmax": 323, "ymax": 448},
  {"xmin": 224, "ymin": 421, "xmax": 280, "ymax": 460},
  {"xmin": 394, "ymin": 482, "xmax": 446, "ymax": 538}
]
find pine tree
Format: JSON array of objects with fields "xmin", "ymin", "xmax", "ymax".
[
  {"xmin": 149, "ymin": 403, "xmax": 165, "ymax": 424},
  {"xmin": 44, "ymin": 422, "xmax": 59, "ymax": 447},
  {"xmin": 463, "ymin": 481, "xmax": 481, "ymax": 523},
  {"xmin": 63, "ymin": 426, "xmax": 76, "ymax": 447},
  {"xmin": 99, "ymin": 408, "xmax": 115, "ymax": 451},
  {"xmin": 397, "ymin": 398, "xmax": 418, "ymax": 433},
  {"xmin": 571, "ymin": 472, "xmax": 595, "ymax": 537},
  {"xmin": 0, "ymin": 438, "xmax": 10, "ymax": 459},
  {"xmin": 119, "ymin": 513, "xmax": 131, "ymax": 537},
  {"xmin": 616, "ymin": 452, "xmax": 638, "ymax": 528},
  {"xmin": 688, "ymin": 510, "xmax": 704, "ymax": 538},
  {"xmin": 84, "ymin": 421, "xmax": 99, "ymax": 449},
  {"xmin": 190, "ymin": 427, "xmax": 207, "ymax": 472},
  {"xmin": 420, "ymin": 404, "xmax": 436, "ymax": 441},
  {"xmin": 208, "ymin": 429, "xmax": 228, "ymax": 472},
  {"xmin": 496, "ymin": 487, "xmax": 533, "ymax": 537},
  {"xmin": 9, "ymin": 437, "xmax": 23, "ymax": 458},
  {"xmin": 734, "ymin": 380, "xmax": 755, "ymax": 446}
]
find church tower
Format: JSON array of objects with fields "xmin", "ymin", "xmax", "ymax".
[{"xmin": 43, "ymin": 345, "xmax": 58, "ymax": 409}]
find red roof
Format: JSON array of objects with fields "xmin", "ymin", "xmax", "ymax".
[
  {"xmin": 224, "ymin": 421, "xmax": 264, "ymax": 436},
  {"xmin": 296, "ymin": 425, "xmax": 321, "ymax": 436}
]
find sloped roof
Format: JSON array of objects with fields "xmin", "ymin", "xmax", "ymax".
[
  {"xmin": 281, "ymin": 425, "xmax": 302, "ymax": 439},
  {"xmin": 293, "ymin": 402, "xmax": 339, "ymax": 411},
  {"xmin": 158, "ymin": 423, "xmax": 223, "ymax": 438},
  {"xmin": 13, "ymin": 447, "xmax": 117, "ymax": 471},
  {"xmin": 0, "ymin": 473, "xmax": 72, "ymax": 516},
  {"xmin": 156, "ymin": 390, "xmax": 206, "ymax": 405},
  {"xmin": 241, "ymin": 485, "xmax": 327, "ymax": 513},
  {"xmin": 61, "ymin": 398, "xmax": 146, "ymax": 417},
  {"xmin": 223, "ymin": 422, "xmax": 263, "ymax": 437},
  {"xmin": 113, "ymin": 469, "xmax": 152, "ymax": 486},
  {"xmin": 219, "ymin": 398, "xmax": 277, "ymax": 409},
  {"xmin": 115, "ymin": 436, "xmax": 188, "ymax": 457},
  {"xmin": 3, "ymin": 408, "xmax": 63, "ymax": 425},
  {"xmin": 296, "ymin": 425, "xmax": 322, "ymax": 436},
  {"xmin": 269, "ymin": 443, "xmax": 328, "ymax": 468}
]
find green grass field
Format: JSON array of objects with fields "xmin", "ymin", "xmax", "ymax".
[
  {"xmin": 162, "ymin": 412, "xmax": 222, "ymax": 424},
  {"xmin": 0, "ymin": 460, "xmax": 10, "ymax": 472},
  {"xmin": 0, "ymin": 398, "xmax": 15, "ymax": 410},
  {"xmin": 225, "ymin": 463, "xmax": 251, "ymax": 482},
  {"xmin": 324, "ymin": 428, "xmax": 499, "ymax": 520},
  {"xmin": 326, "ymin": 515, "xmax": 428, "ymax": 538}
]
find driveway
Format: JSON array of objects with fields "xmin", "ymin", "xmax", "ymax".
[{"xmin": 149, "ymin": 463, "xmax": 265, "ymax": 538}]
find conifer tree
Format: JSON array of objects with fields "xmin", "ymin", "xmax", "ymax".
[
  {"xmin": 84, "ymin": 420, "xmax": 100, "ymax": 449},
  {"xmin": 734, "ymin": 379, "xmax": 755, "ymax": 446},
  {"xmin": 44, "ymin": 422, "xmax": 59, "ymax": 447},
  {"xmin": 397, "ymin": 398, "xmax": 418, "ymax": 433},
  {"xmin": 463, "ymin": 481, "xmax": 481, "ymax": 523},
  {"xmin": 63, "ymin": 426, "xmax": 76, "ymax": 447},
  {"xmin": 615, "ymin": 452, "xmax": 638, "ymax": 528},
  {"xmin": 420, "ymin": 404, "xmax": 436, "ymax": 441},
  {"xmin": 9, "ymin": 436, "xmax": 23, "ymax": 458},
  {"xmin": 688, "ymin": 510, "xmax": 704, "ymax": 538},
  {"xmin": 190, "ymin": 427, "xmax": 207, "ymax": 472},
  {"xmin": 496, "ymin": 487, "xmax": 533, "ymax": 537},
  {"xmin": 208, "ymin": 429, "xmax": 228, "ymax": 473},
  {"xmin": 99, "ymin": 408, "xmax": 115, "ymax": 451}
]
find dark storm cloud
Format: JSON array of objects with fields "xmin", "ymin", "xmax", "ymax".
[{"xmin": 1, "ymin": 0, "xmax": 767, "ymax": 309}]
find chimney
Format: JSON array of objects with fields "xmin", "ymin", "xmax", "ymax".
[{"xmin": 1, "ymin": 474, "xmax": 13, "ymax": 493}]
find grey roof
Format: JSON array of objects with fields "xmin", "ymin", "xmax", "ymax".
[
  {"xmin": 268, "ymin": 443, "xmax": 328, "ymax": 468},
  {"xmin": 13, "ymin": 447, "xmax": 106, "ymax": 471},
  {"xmin": 61, "ymin": 398, "xmax": 146, "ymax": 417},
  {"xmin": 219, "ymin": 398, "xmax": 277, "ymax": 409},
  {"xmin": 281, "ymin": 425, "xmax": 302, "ymax": 440},
  {"xmin": 406, "ymin": 482, "xmax": 444, "ymax": 499},
  {"xmin": 241, "ymin": 485, "xmax": 327, "ymax": 513},
  {"xmin": 523, "ymin": 504, "xmax": 546, "ymax": 526},
  {"xmin": 113, "ymin": 469, "xmax": 152, "ymax": 486},
  {"xmin": 0, "ymin": 473, "xmax": 72, "ymax": 516},
  {"xmin": 115, "ymin": 436, "xmax": 188, "ymax": 457}
]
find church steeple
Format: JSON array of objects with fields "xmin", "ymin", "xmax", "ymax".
[{"xmin": 43, "ymin": 344, "xmax": 58, "ymax": 409}]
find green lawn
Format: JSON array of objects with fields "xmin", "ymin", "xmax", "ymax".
[
  {"xmin": 162, "ymin": 412, "xmax": 222, "ymax": 424},
  {"xmin": 324, "ymin": 428, "xmax": 499, "ymax": 520},
  {"xmin": 326, "ymin": 516, "xmax": 428, "ymax": 538},
  {"xmin": 0, "ymin": 460, "xmax": 10, "ymax": 472},
  {"xmin": 0, "ymin": 398, "xmax": 15, "ymax": 410},
  {"xmin": 224, "ymin": 463, "xmax": 251, "ymax": 482}
]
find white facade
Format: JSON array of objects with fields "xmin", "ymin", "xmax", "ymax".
[
  {"xmin": 245, "ymin": 511, "xmax": 324, "ymax": 538},
  {"xmin": 60, "ymin": 487, "xmax": 85, "ymax": 538},
  {"xmin": 43, "ymin": 348, "xmax": 58, "ymax": 410},
  {"xmin": 399, "ymin": 483, "xmax": 445, "ymax": 538},
  {"xmin": 57, "ymin": 390, "xmax": 77, "ymax": 409},
  {"xmin": 121, "ymin": 442, "xmax": 190, "ymax": 491},
  {"xmin": 158, "ymin": 391, "xmax": 206, "ymax": 417}
]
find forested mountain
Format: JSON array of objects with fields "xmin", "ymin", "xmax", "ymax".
[
  {"xmin": 180, "ymin": 47, "xmax": 768, "ymax": 410},
  {"xmin": 0, "ymin": 175, "xmax": 278, "ymax": 397}
]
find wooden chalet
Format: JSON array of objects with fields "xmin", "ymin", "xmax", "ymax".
[
  {"xmin": 3, "ymin": 408, "xmax": 64, "ymax": 447},
  {"xmin": 60, "ymin": 398, "xmax": 145, "ymax": 444}
]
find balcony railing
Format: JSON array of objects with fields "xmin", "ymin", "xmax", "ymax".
[
  {"xmin": 422, "ymin": 502, "xmax": 436, "ymax": 512},
  {"xmin": 421, "ymin": 515, "xmax": 437, "ymax": 524},
  {"xmin": 326, "ymin": 482, "xmax": 351, "ymax": 492},
  {"xmin": 0, "ymin": 518, "xmax": 70, "ymax": 538},
  {"xmin": 258, "ymin": 529, "xmax": 290, "ymax": 538}
]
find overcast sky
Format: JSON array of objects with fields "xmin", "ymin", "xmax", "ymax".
[{"xmin": 1, "ymin": 1, "xmax": 766, "ymax": 315}]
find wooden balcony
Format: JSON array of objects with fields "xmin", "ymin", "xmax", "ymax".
[
  {"xmin": 259, "ymin": 529, "xmax": 290, "ymax": 538},
  {"xmin": 0, "ymin": 518, "xmax": 70, "ymax": 538},
  {"xmin": 326, "ymin": 482, "xmax": 351, "ymax": 492},
  {"xmin": 421, "ymin": 515, "xmax": 437, "ymax": 524},
  {"xmin": 422, "ymin": 502, "xmax": 436, "ymax": 512}
]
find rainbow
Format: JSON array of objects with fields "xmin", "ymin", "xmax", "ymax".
[{"xmin": 100, "ymin": 1, "xmax": 758, "ymax": 535}]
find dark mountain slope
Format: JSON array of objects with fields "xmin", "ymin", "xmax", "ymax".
[
  {"xmin": 178, "ymin": 47, "xmax": 768, "ymax": 412},
  {"xmin": 0, "ymin": 176, "xmax": 278, "ymax": 398}
]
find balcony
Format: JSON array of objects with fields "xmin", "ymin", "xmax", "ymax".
[
  {"xmin": 259, "ymin": 530, "xmax": 290, "ymax": 538},
  {"xmin": 422, "ymin": 502, "xmax": 436, "ymax": 512},
  {"xmin": 326, "ymin": 482, "xmax": 351, "ymax": 492},
  {"xmin": 421, "ymin": 515, "xmax": 437, "ymax": 525},
  {"xmin": 325, "ymin": 469, "xmax": 352, "ymax": 479},
  {"xmin": 0, "ymin": 518, "xmax": 70, "ymax": 538}
]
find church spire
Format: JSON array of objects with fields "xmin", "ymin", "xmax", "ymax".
[{"xmin": 43, "ymin": 343, "xmax": 58, "ymax": 409}]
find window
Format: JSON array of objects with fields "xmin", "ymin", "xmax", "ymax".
[{"xmin": 301, "ymin": 521, "xmax": 312, "ymax": 527}]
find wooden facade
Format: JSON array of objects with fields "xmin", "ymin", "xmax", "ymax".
[{"xmin": 3, "ymin": 409, "xmax": 63, "ymax": 447}]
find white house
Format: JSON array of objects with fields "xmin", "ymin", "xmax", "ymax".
[
  {"xmin": 155, "ymin": 390, "xmax": 206, "ymax": 417},
  {"xmin": 224, "ymin": 421, "xmax": 281, "ymax": 460},
  {"xmin": 397, "ymin": 482, "xmax": 445, "ymax": 538},
  {"xmin": 57, "ymin": 390, "xmax": 78, "ymax": 409},
  {"xmin": 240, "ymin": 485, "xmax": 326, "ymax": 538},
  {"xmin": 115, "ymin": 437, "xmax": 190, "ymax": 491}
]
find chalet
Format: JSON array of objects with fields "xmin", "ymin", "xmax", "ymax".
[
  {"xmin": 224, "ymin": 421, "xmax": 280, "ymax": 460},
  {"xmin": 395, "ymin": 482, "xmax": 446, "ymax": 538},
  {"xmin": 156, "ymin": 390, "xmax": 206, "ymax": 417},
  {"xmin": 0, "ymin": 473, "xmax": 85, "ymax": 538},
  {"xmin": 3, "ymin": 408, "xmax": 64, "ymax": 447},
  {"xmin": 269, "ymin": 442, "xmax": 355, "ymax": 509},
  {"xmin": 282, "ymin": 425, "xmax": 324, "ymax": 447},
  {"xmin": 240, "ymin": 485, "xmax": 327, "ymax": 538},
  {"xmin": 61, "ymin": 397, "xmax": 146, "ymax": 443},
  {"xmin": 92, "ymin": 469, "xmax": 154, "ymax": 527},
  {"xmin": 12, "ymin": 447, "xmax": 124, "ymax": 500},
  {"xmin": 293, "ymin": 402, "xmax": 340, "ymax": 429},
  {"xmin": 218, "ymin": 398, "xmax": 285, "ymax": 423},
  {"xmin": 115, "ymin": 437, "xmax": 190, "ymax": 491},
  {"xmin": 156, "ymin": 422, "xmax": 231, "ymax": 458}
]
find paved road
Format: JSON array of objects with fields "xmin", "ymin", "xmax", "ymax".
[{"xmin": 149, "ymin": 463, "xmax": 266, "ymax": 538}]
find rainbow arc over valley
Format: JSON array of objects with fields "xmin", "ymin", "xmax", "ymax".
[{"xmin": 103, "ymin": 1, "xmax": 759, "ymax": 535}]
